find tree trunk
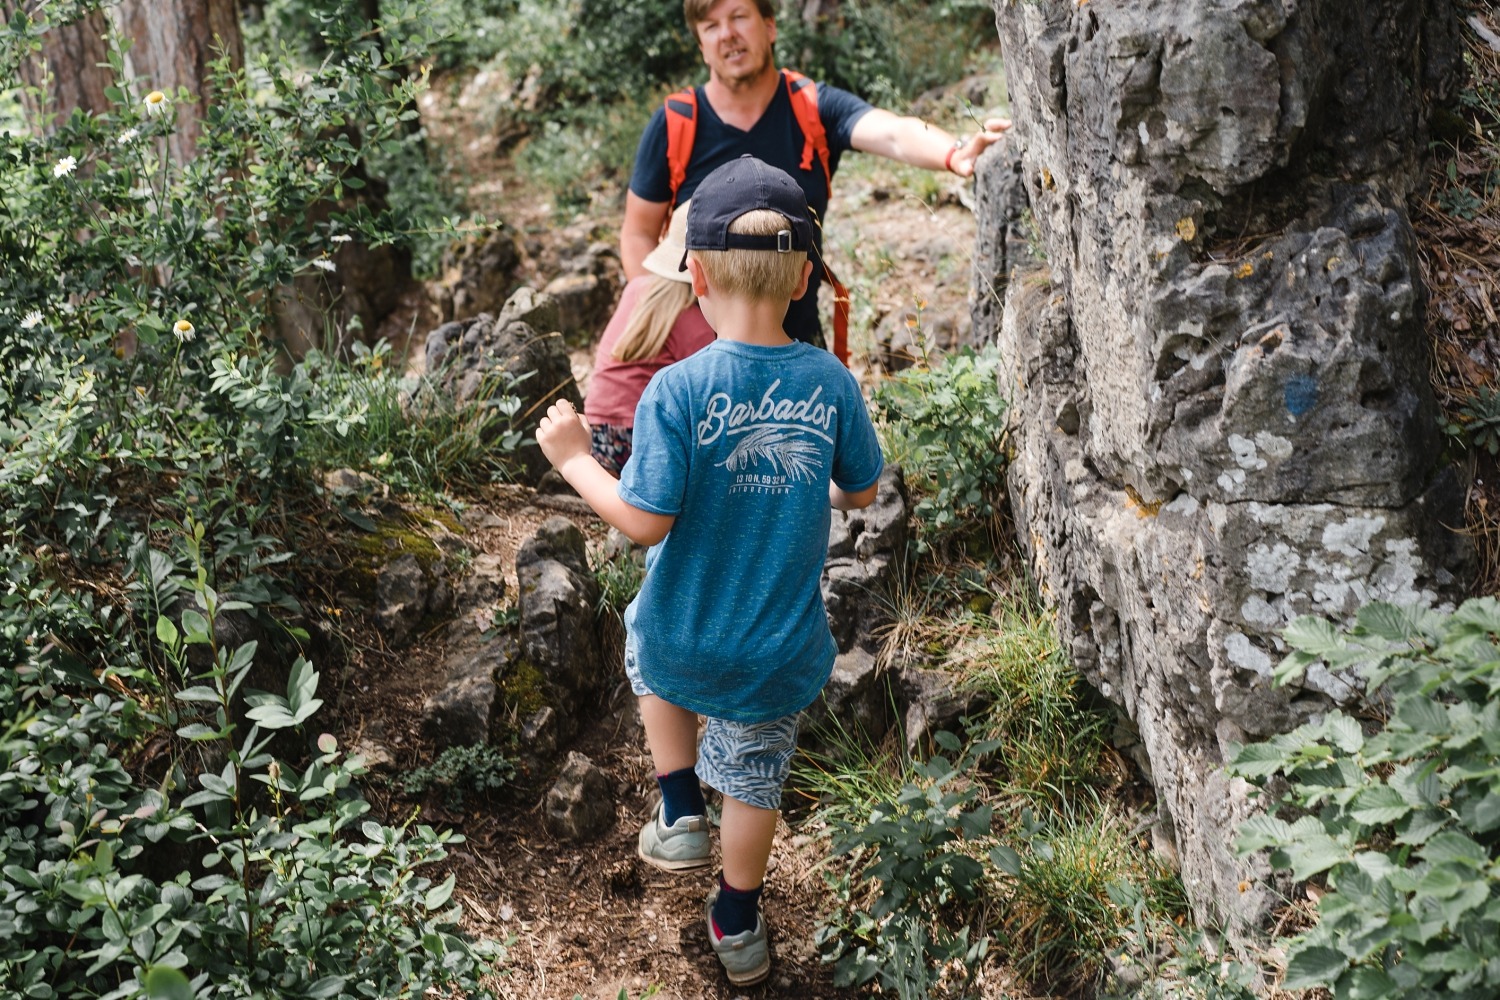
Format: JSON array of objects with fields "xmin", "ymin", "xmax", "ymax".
[{"xmin": 8, "ymin": 1, "xmax": 243, "ymax": 163}]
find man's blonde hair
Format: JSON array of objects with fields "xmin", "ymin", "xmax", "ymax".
[
  {"xmin": 690, "ymin": 210, "xmax": 809, "ymax": 303},
  {"xmin": 684, "ymin": 0, "xmax": 775, "ymax": 27}
]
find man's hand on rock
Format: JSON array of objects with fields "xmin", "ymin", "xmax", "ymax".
[{"xmin": 947, "ymin": 117, "xmax": 1013, "ymax": 178}]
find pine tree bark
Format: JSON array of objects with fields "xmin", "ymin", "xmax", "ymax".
[{"xmin": 7, "ymin": 1, "xmax": 243, "ymax": 163}]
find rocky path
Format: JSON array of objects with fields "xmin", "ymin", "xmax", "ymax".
[
  {"xmin": 337, "ymin": 65, "xmax": 999, "ymax": 1000},
  {"xmin": 334, "ymin": 487, "xmax": 862, "ymax": 999}
]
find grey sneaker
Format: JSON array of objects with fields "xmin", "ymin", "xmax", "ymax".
[
  {"xmin": 703, "ymin": 885, "xmax": 771, "ymax": 986},
  {"xmin": 636, "ymin": 800, "xmax": 711, "ymax": 872}
]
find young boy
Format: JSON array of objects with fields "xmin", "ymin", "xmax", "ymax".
[{"xmin": 535, "ymin": 154, "xmax": 883, "ymax": 986}]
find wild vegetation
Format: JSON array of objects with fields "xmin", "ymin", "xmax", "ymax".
[{"xmin": 2, "ymin": 2, "xmax": 1496, "ymax": 1000}]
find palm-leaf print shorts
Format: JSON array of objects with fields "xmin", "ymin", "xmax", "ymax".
[{"xmin": 625, "ymin": 645, "xmax": 800, "ymax": 811}]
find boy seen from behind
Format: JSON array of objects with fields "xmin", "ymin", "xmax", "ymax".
[{"xmin": 535, "ymin": 154, "xmax": 884, "ymax": 986}]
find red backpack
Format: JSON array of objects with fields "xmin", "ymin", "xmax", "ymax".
[{"xmin": 662, "ymin": 69, "xmax": 853, "ymax": 365}]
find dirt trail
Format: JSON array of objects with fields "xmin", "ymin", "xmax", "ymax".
[
  {"xmin": 338, "ymin": 68, "xmax": 992, "ymax": 999},
  {"xmin": 336, "ymin": 485, "xmax": 859, "ymax": 999}
]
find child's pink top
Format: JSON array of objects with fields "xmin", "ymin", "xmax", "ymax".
[{"xmin": 584, "ymin": 276, "xmax": 715, "ymax": 427}]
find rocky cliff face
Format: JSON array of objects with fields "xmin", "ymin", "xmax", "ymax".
[{"xmin": 979, "ymin": 0, "xmax": 1471, "ymax": 936}]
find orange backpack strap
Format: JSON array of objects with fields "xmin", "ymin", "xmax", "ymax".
[
  {"xmin": 663, "ymin": 86, "xmax": 698, "ymax": 231},
  {"xmin": 781, "ymin": 69, "xmax": 848, "ymax": 363},
  {"xmin": 781, "ymin": 69, "xmax": 831, "ymax": 192},
  {"xmin": 826, "ymin": 266, "xmax": 851, "ymax": 366}
]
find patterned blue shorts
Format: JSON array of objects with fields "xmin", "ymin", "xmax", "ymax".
[
  {"xmin": 590, "ymin": 423, "xmax": 633, "ymax": 476},
  {"xmin": 625, "ymin": 646, "xmax": 801, "ymax": 811}
]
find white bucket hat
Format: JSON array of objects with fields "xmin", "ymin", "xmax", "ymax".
[{"xmin": 641, "ymin": 199, "xmax": 693, "ymax": 284}]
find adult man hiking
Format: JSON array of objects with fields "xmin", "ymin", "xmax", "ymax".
[{"xmin": 622, "ymin": 0, "xmax": 1010, "ymax": 356}]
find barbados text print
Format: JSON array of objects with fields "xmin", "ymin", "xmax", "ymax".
[{"xmin": 697, "ymin": 380, "xmax": 835, "ymax": 492}]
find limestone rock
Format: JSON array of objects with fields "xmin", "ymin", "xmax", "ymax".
[
  {"xmin": 544, "ymin": 751, "xmax": 615, "ymax": 842},
  {"xmin": 421, "ymin": 629, "xmax": 516, "ymax": 752},
  {"xmin": 542, "ymin": 242, "xmax": 622, "ymax": 345},
  {"xmin": 800, "ymin": 646, "xmax": 894, "ymax": 752},
  {"xmin": 898, "ymin": 665, "xmax": 992, "ymax": 756},
  {"xmin": 823, "ymin": 466, "xmax": 910, "ymax": 654},
  {"xmin": 516, "ymin": 517, "xmax": 606, "ymax": 745},
  {"xmin": 969, "ymin": 138, "xmax": 1030, "ymax": 349},
  {"xmin": 448, "ymin": 226, "xmax": 525, "ymax": 319},
  {"xmin": 375, "ymin": 553, "xmax": 427, "ymax": 647},
  {"xmin": 985, "ymin": 0, "xmax": 1470, "ymax": 939},
  {"xmin": 422, "ymin": 288, "xmax": 582, "ymax": 485}
]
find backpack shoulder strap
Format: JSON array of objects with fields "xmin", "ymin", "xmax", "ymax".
[
  {"xmin": 780, "ymin": 70, "xmax": 848, "ymax": 365},
  {"xmin": 663, "ymin": 86, "xmax": 699, "ymax": 213},
  {"xmin": 781, "ymin": 68, "xmax": 831, "ymax": 192}
]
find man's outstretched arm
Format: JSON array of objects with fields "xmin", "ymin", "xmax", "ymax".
[
  {"xmin": 849, "ymin": 111, "xmax": 1011, "ymax": 178},
  {"xmin": 621, "ymin": 191, "xmax": 673, "ymax": 279}
]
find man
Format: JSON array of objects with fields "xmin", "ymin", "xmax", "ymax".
[{"xmin": 622, "ymin": 0, "xmax": 1011, "ymax": 349}]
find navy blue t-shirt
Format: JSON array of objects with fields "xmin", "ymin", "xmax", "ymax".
[{"xmin": 629, "ymin": 78, "xmax": 873, "ymax": 346}]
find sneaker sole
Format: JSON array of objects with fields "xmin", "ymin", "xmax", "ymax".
[
  {"xmin": 636, "ymin": 846, "xmax": 712, "ymax": 872},
  {"xmin": 723, "ymin": 957, "xmax": 771, "ymax": 986}
]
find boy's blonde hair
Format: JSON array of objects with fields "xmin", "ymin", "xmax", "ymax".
[
  {"xmin": 611, "ymin": 276, "xmax": 696, "ymax": 362},
  {"xmin": 690, "ymin": 209, "xmax": 809, "ymax": 303}
]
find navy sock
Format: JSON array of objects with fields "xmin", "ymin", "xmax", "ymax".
[
  {"xmin": 711, "ymin": 874, "xmax": 763, "ymax": 938},
  {"xmin": 656, "ymin": 767, "xmax": 706, "ymax": 826}
]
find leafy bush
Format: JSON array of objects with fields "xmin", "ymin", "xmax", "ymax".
[
  {"xmin": 298, "ymin": 340, "xmax": 523, "ymax": 498},
  {"xmin": 1444, "ymin": 384, "xmax": 1500, "ymax": 456},
  {"xmin": 1, "ymin": 536, "xmax": 501, "ymax": 998},
  {"xmin": 873, "ymin": 345, "xmax": 1009, "ymax": 547},
  {"xmin": 775, "ymin": 0, "xmax": 997, "ymax": 109},
  {"xmin": 817, "ymin": 732, "xmax": 1002, "ymax": 999},
  {"xmin": 402, "ymin": 744, "xmax": 518, "ymax": 808},
  {"xmin": 1230, "ymin": 600, "xmax": 1500, "ymax": 998},
  {"xmin": 1, "ymin": 4, "xmax": 508, "ymax": 995}
]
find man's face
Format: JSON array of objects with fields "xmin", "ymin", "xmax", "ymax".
[{"xmin": 694, "ymin": 0, "xmax": 776, "ymax": 88}]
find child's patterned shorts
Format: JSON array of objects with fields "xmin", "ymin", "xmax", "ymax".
[
  {"xmin": 589, "ymin": 423, "xmax": 633, "ymax": 476},
  {"xmin": 625, "ymin": 645, "xmax": 801, "ymax": 812}
]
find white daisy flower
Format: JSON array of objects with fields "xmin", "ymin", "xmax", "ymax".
[
  {"xmin": 173, "ymin": 319, "xmax": 196, "ymax": 342},
  {"xmin": 330, "ymin": 234, "xmax": 352, "ymax": 243},
  {"xmin": 311, "ymin": 259, "xmax": 337, "ymax": 272},
  {"xmin": 117, "ymin": 128, "xmax": 139, "ymax": 145},
  {"xmin": 143, "ymin": 90, "xmax": 169, "ymax": 116},
  {"xmin": 53, "ymin": 156, "xmax": 77, "ymax": 178},
  {"xmin": 20, "ymin": 310, "xmax": 43, "ymax": 330}
]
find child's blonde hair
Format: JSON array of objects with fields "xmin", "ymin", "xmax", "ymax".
[
  {"xmin": 690, "ymin": 209, "xmax": 809, "ymax": 303},
  {"xmin": 611, "ymin": 277, "xmax": 696, "ymax": 362}
]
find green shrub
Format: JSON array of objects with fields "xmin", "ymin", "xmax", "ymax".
[
  {"xmin": 402, "ymin": 744, "xmax": 518, "ymax": 809},
  {"xmin": 1, "ymin": 5, "xmax": 507, "ymax": 995},
  {"xmin": 1230, "ymin": 599, "xmax": 1500, "ymax": 998},
  {"xmin": 402, "ymin": 746, "xmax": 519, "ymax": 809},
  {"xmin": 816, "ymin": 731, "xmax": 1002, "ymax": 999},
  {"xmin": 1444, "ymin": 384, "xmax": 1500, "ymax": 456},
  {"xmin": 495, "ymin": 0, "xmax": 698, "ymax": 111},
  {"xmin": 775, "ymin": 0, "xmax": 997, "ymax": 108},
  {"xmin": 0, "ymin": 532, "xmax": 501, "ymax": 998},
  {"xmin": 873, "ymin": 345, "xmax": 1009, "ymax": 548},
  {"xmin": 298, "ymin": 340, "xmax": 523, "ymax": 498}
]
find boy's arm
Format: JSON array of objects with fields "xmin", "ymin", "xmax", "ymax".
[
  {"xmin": 831, "ymin": 480, "xmax": 879, "ymax": 511},
  {"xmin": 536, "ymin": 400, "xmax": 676, "ymax": 545}
]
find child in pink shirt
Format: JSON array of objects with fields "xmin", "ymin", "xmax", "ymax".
[{"xmin": 585, "ymin": 200, "xmax": 715, "ymax": 474}]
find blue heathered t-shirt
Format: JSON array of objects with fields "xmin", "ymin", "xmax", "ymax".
[
  {"xmin": 628, "ymin": 78, "xmax": 873, "ymax": 346},
  {"xmin": 618, "ymin": 339, "xmax": 884, "ymax": 723}
]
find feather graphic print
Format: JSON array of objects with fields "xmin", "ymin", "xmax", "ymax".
[{"xmin": 717, "ymin": 426, "xmax": 823, "ymax": 482}]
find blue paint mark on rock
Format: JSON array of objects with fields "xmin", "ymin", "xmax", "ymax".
[{"xmin": 1284, "ymin": 374, "xmax": 1318, "ymax": 416}]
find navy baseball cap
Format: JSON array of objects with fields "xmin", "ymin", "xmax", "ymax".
[{"xmin": 678, "ymin": 154, "xmax": 814, "ymax": 270}]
